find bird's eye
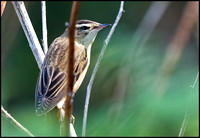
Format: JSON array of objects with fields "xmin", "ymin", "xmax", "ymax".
[{"xmin": 80, "ymin": 26, "xmax": 90, "ymax": 30}]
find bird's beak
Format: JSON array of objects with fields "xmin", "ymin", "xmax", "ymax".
[
  {"xmin": 96, "ymin": 24, "xmax": 112, "ymax": 30},
  {"xmin": 100, "ymin": 24, "xmax": 112, "ymax": 28}
]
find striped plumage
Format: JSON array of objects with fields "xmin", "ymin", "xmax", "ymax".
[{"xmin": 35, "ymin": 20, "xmax": 111, "ymax": 116}]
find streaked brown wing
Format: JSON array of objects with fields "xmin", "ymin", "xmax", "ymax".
[
  {"xmin": 35, "ymin": 39, "xmax": 87, "ymax": 116},
  {"xmin": 35, "ymin": 65, "xmax": 67, "ymax": 116}
]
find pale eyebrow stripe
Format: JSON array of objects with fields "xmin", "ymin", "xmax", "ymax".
[{"xmin": 75, "ymin": 24, "xmax": 92, "ymax": 28}]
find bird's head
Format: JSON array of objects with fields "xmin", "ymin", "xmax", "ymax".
[{"xmin": 64, "ymin": 20, "xmax": 111, "ymax": 48}]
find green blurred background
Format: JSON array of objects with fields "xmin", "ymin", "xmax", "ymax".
[{"xmin": 1, "ymin": 1, "xmax": 199, "ymax": 137}]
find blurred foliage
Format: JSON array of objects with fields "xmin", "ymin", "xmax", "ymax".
[{"xmin": 1, "ymin": 1, "xmax": 199, "ymax": 137}]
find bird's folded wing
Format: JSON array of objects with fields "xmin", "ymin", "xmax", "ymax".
[
  {"xmin": 35, "ymin": 41, "xmax": 87, "ymax": 116},
  {"xmin": 35, "ymin": 66, "xmax": 67, "ymax": 116}
]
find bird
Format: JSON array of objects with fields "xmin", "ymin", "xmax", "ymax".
[{"xmin": 35, "ymin": 20, "xmax": 111, "ymax": 116}]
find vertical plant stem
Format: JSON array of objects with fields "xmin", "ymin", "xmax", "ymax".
[
  {"xmin": 82, "ymin": 1, "xmax": 124, "ymax": 137},
  {"xmin": 12, "ymin": 1, "xmax": 45, "ymax": 69},
  {"xmin": 41, "ymin": 1, "xmax": 48, "ymax": 54},
  {"xmin": 63, "ymin": 1, "xmax": 80, "ymax": 136}
]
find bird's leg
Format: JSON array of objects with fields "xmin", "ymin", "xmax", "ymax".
[
  {"xmin": 70, "ymin": 114, "xmax": 75, "ymax": 125},
  {"xmin": 61, "ymin": 102, "xmax": 75, "ymax": 125},
  {"xmin": 59, "ymin": 108, "xmax": 65, "ymax": 136},
  {"xmin": 59, "ymin": 108, "xmax": 65, "ymax": 123}
]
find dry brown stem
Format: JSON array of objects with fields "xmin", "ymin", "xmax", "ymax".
[{"xmin": 63, "ymin": 1, "xmax": 80, "ymax": 136}]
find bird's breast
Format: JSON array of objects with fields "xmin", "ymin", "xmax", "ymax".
[{"xmin": 73, "ymin": 58, "xmax": 90, "ymax": 92}]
